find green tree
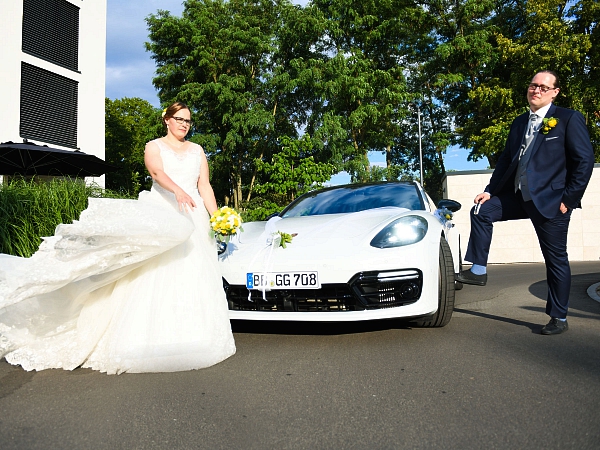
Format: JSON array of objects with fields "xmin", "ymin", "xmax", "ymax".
[
  {"xmin": 484, "ymin": 0, "xmax": 593, "ymax": 161},
  {"xmin": 422, "ymin": 0, "xmax": 596, "ymax": 167},
  {"xmin": 143, "ymin": 0, "xmax": 598, "ymax": 207},
  {"xmin": 388, "ymin": 99, "xmax": 451, "ymax": 201},
  {"xmin": 417, "ymin": 0, "xmax": 506, "ymax": 169},
  {"xmin": 309, "ymin": 0, "xmax": 413, "ymax": 182},
  {"xmin": 146, "ymin": 0, "xmax": 314, "ymax": 208},
  {"xmin": 105, "ymin": 97, "xmax": 162, "ymax": 194},
  {"xmin": 570, "ymin": 0, "xmax": 600, "ymax": 160},
  {"xmin": 254, "ymin": 135, "xmax": 335, "ymax": 202},
  {"xmin": 243, "ymin": 135, "xmax": 335, "ymax": 221}
]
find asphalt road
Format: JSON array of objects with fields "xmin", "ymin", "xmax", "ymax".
[{"xmin": 1, "ymin": 261, "xmax": 599, "ymax": 449}]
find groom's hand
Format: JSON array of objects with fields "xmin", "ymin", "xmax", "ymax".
[
  {"xmin": 474, "ymin": 192, "xmax": 491, "ymax": 204},
  {"xmin": 560, "ymin": 202, "xmax": 568, "ymax": 214}
]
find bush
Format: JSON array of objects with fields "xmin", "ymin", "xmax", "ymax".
[
  {"xmin": 238, "ymin": 196, "xmax": 286, "ymax": 222},
  {"xmin": 0, "ymin": 178, "xmax": 133, "ymax": 257}
]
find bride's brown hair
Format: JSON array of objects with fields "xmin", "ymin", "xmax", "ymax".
[{"xmin": 162, "ymin": 102, "xmax": 190, "ymax": 130}]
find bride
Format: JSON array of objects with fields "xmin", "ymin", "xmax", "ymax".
[{"xmin": 0, "ymin": 102, "xmax": 236, "ymax": 374}]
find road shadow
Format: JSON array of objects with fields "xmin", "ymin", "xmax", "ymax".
[
  {"xmin": 528, "ymin": 271, "xmax": 600, "ymax": 317},
  {"xmin": 520, "ymin": 305, "xmax": 600, "ymax": 321},
  {"xmin": 0, "ymin": 364, "xmax": 36, "ymax": 399},
  {"xmin": 231, "ymin": 318, "xmax": 414, "ymax": 336},
  {"xmin": 453, "ymin": 308, "xmax": 541, "ymax": 333}
]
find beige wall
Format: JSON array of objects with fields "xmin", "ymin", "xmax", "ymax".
[{"xmin": 443, "ymin": 164, "xmax": 600, "ymax": 263}]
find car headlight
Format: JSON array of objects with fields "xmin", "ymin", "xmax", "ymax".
[{"xmin": 370, "ymin": 215, "xmax": 428, "ymax": 248}]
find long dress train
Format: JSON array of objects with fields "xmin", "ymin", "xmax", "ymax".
[{"xmin": 0, "ymin": 139, "xmax": 236, "ymax": 374}]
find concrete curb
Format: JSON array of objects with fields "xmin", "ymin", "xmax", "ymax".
[{"xmin": 587, "ymin": 282, "xmax": 600, "ymax": 304}]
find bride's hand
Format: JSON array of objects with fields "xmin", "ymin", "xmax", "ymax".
[{"xmin": 175, "ymin": 189, "xmax": 196, "ymax": 213}]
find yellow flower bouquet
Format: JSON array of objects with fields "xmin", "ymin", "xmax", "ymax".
[{"xmin": 209, "ymin": 206, "xmax": 243, "ymax": 243}]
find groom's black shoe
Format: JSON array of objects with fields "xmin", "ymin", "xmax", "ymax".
[
  {"xmin": 456, "ymin": 270, "xmax": 487, "ymax": 286},
  {"xmin": 541, "ymin": 318, "xmax": 568, "ymax": 335}
]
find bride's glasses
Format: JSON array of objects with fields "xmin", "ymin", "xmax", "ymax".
[{"xmin": 172, "ymin": 116, "xmax": 193, "ymax": 127}]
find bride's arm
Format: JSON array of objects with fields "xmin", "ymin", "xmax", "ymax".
[
  {"xmin": 197, "ymin": 148, "xmax": 218, "ymax": 216},
  {"xmin": 144, "ymin": 141, "xmax": 197, "ymax": 212}
]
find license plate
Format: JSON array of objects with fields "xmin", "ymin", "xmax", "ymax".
[{"xmin": 246, "ymin": 272, "xmax": 320, "ymax": 290}]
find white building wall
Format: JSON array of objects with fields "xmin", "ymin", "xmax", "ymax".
[
  {"xmin": 78, "ymin": 0, "xmax": 107, "ymax": 187},
  {"xmin": 0, "ymin": 2, "xmax": 24, "ymax": 143},
  {"xmin": 444, "ymin": 165, "xmax": 600, "ymax": 264},
  {"xmin": 0, "ymin": 0, "xmax": 107, "ymax": 186}
]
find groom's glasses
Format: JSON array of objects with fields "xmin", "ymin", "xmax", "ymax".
[
  {"xmin": 172, "ymin": 116, "xmax": 193, "ymax": 127},
  {"xmin": 528, "ymin": 83, "xmax": 556, "ymax": 94}
]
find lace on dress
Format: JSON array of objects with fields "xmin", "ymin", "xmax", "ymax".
[{"xmin": 0, "ymin": 139, "xmax": 235, "ymax": 373}]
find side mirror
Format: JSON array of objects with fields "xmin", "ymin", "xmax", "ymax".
[{"xmin": 437, "ymin": 199, "xmax": 461, "ymax": 212}]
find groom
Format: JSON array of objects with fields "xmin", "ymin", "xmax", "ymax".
[{"xmin": 457, "ymin": 70, "xmax": 594, "ymax": 335}]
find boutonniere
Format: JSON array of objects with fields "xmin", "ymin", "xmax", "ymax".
[{"xmin": 541, "ymin": 117, "xmax": 559, "ymax": 134}]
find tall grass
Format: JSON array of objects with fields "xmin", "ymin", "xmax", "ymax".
[{"xmin": 0, "ymin": 178, "xmax": 133, "ymax": 257}]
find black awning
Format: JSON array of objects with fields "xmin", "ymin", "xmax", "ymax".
[{"xmin": 0, "ymin": 141, "xmax": 119, "ymax": 177}]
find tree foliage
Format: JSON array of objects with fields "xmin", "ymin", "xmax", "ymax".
[
  {"xmin": 241, "ymin": 135, "xmax": 336, "ymax": 220},
  {"xmin": 570, "ymin": 0, "xmax": 600, "ymax": 158},
  {"xmin": 422, "ymin": 0, "xmax": 597, "ymax": 167},
  {"xmin": 104, "ymin": 0, "xmax": 600, "ymax": 210},
  {"xmin": 254, "ymin": 135, "xmax": 336, "ymax": 201},
  {"xmin": 308, "ymin": 0, "xmax": 414, "ymax": 182},
  {"xmin": 105, "ymin": 97, "xmax": 162, "ymax": 195},
  {"xmin": 146, "ymin": 0, "xmax": 311, "ymax": 208}
]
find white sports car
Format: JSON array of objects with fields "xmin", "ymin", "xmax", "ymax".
[{"xmin": 219, "ymin": 182, "xmax": 462, "ymax": 326}]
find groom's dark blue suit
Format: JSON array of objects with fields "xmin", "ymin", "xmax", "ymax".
[{"xmin": 465, "ymin": 103, "xmax": 594, "ymax": 319}]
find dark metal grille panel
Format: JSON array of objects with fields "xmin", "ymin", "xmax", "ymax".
[
  {"xmin": 20, "ymin": 62, "xmax": 78, "ymax": 149},
  {"xmin": 22, "ymin": 0, "xmax": 80, "ymax": 71},
  {"xmin": 225, "ymin": 284, "xmax": 363, "ymax": 312},
  {"xmin": 349, "ymin": 270, "xmax": 422, "ymax": 309}
]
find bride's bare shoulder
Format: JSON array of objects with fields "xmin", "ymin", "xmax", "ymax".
[{"xmin": 144, "ymin": 139, "xmax": 162, "ymax": 154}]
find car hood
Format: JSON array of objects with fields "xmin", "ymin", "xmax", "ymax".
[
  {"xmin": 218, "ymin": 206, "xmax": 421, "ymax": 265},
  {"xmin": 242, "ymin": 206, "xmax": 411, "ymax": 243}
]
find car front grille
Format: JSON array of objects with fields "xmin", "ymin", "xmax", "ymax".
[
  {"xmin": 225, "ymin": 284, "xmax": 359, "ymax": 312},
  {"xmin": 224, "ymin": 269, "xmax": 422, "ymax": 312}
]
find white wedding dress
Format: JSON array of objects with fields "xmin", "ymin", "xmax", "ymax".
[{"xmin": 0, "ymin": 139, "xmax": 236, "ymax": 374}]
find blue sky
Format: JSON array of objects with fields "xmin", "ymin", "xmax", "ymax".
[{"xmin": 105, "ymin": 0, "xmax": 489, "ymax": 174}]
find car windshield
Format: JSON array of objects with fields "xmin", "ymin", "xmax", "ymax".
[{"xmin": 281, "ymin": 183, "xmax": 425, "ymax": 218}]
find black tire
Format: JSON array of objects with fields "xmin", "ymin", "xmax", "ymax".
[{"xmin": 418, "ymin": 237, "xmax": 455, "ymax": 327}]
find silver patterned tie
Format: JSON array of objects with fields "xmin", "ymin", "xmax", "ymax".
[{"xmin": 519, "ymin": 114, "xmax": 538, "ymax": 159}]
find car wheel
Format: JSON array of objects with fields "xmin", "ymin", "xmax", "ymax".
[{"xmin": 417, "ymin": 237, "xmax": 455, "ymax": 327}]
